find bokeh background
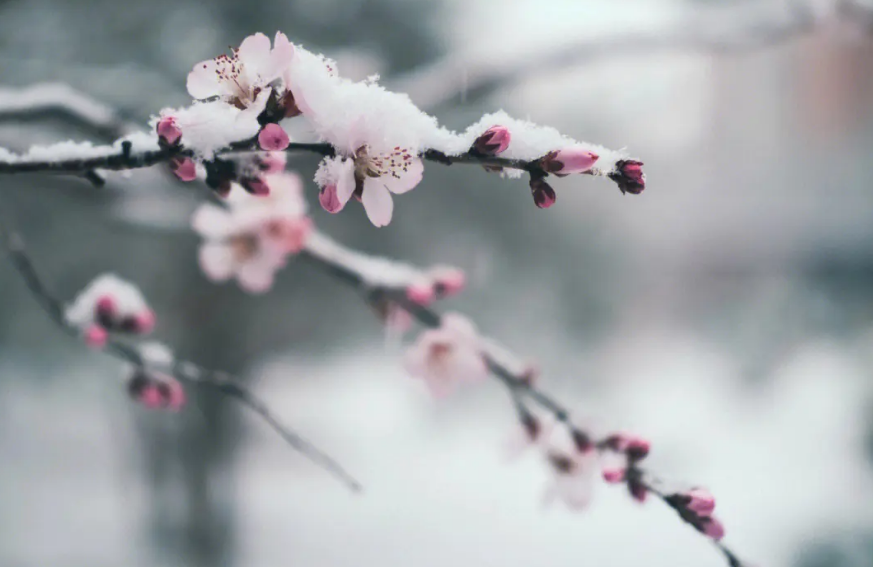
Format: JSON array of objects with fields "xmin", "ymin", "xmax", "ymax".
[{"xmin": 1, "ymin": 0, "xmax": 873, "ymax": 566}]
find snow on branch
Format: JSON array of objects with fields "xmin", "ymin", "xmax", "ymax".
[
  {"xmin": 0, "ymin": 31, "xmax": 753, "ymax": 567},
  {"xmin": 0, "ymin": 33, "xmax": 644, "ymax": 220}
]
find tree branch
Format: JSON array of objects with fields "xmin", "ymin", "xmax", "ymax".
[{"xmin": 0, "ymin": 214, "xmax": 361, "ymax": 492}]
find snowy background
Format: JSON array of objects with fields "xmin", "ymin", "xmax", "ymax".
[{"xmin": 2, "ymin": 0, "xmax": 873, "ymax": 566}]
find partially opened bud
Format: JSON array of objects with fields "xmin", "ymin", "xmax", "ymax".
[
  {"xmin": 700, "ymin": 516, "xmax": 725, "ymax": 541},
  {"xmin": 127, "ymin": 369, "xmax": 186, "ymax": 412},
  {"xmin": 610, "ymin": 160, "xmax": 645, "ymax": 195},
  {"xmin": 430, "ymin": 266, "xmax": 466, "ymax": 297},
  {"xmin": 258, "ymin": 123, "xmax": 290, "ymax": 151},
  {"xmin": 530, "ymin": 177, "xmax": 556, "ymax": 209},
  {"xmin": 472, "ymin": 125, "xmax": 511, "ymax": 156},
  {"xmin": 170, "ymin": 157, "xmax": 197, "ymax": 182},
  {"xmin": 686, "ymin": 488, "xmax": 716, "ymax": 516},
  {"xmin": 540, "ymin": 148, "xmax": 599, "ymax": 175},
  {"xmin": 602, "ymin": 467, "xmax": 626, "ymax": 484},
  {"xmin": 319, "ymin": 184, "xmax": 345, "ymax": 213},
  {"xmin": 626, "ymin": 436, "xmax": 651, "ymax": 462},
  {"xmin": 156, "ymin": 116, "xmax": 182, "ymax": 146}
]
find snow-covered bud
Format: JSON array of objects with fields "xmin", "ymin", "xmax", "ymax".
[
  {"xmin": 472, "ymin": 125, "xmax": 511, "ymax": 156},
  {"xmin": 156, "ymin": 116, "xmax": 182, "ymax": 146},
  {"xmin": 530, "ymin": 176, "xmax": 556, "ymax": 209},
  {"xmin": 258, "ymin": 123, "xmax": 290, "ymax": 151},
  {"xmin": 610, "ymin": 160, "xmax": 646, "ymax": 195},
  {"xmin": 407, "ymin": 282, "xmax": 435, "ymax": 305},
  {"xmin": 66, "ymin": 274, "xmax": 155, "ymax": 337},
  {"xmin": 170, "ymin": 157, "xmax": 197, "ymax": 182},
  {"xmin": 127, "ymin": 369, "xmax": 186, "ymax": 411},
  {"xmin": 540, "ymin": 148, "xmax": 599, "ymax": 175}
]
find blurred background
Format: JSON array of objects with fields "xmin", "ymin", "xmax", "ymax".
[{"xmin": 1, "ymin": 0, "xmax": 873, "ymax": 565}]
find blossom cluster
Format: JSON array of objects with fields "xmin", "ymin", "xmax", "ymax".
[
  {"xmin": 191, "ymin": 160, "xmax": 311, "ymax": 293},
  {"xmin": 65, "ymin": 275, "xmax": 185, "ymax": 410},
  {"xmin": 149, "ymin": 32, "xmax": 644, "ymax": 227}
]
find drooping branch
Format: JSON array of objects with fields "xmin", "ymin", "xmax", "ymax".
[
  {"xmin": 300, "ymin": 230, "xmax": 747, "ymax": 567},
  {"xmin": 0, "ymin": 215, "xmax": 361, "ymax": 492}
]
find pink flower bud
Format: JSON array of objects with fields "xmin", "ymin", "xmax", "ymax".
[
  {"xmin": 626, "ymin": 436, "xmax": 651, "ymax": 461},
  {"xmin": 701, "ymin": 516, "xmax": 725, "ymax": 541},
  {"xmin": 241, "ymin": 176, "xmax": 270, "ymax": 196},
  {"xmin": 84, "ymin": 325, "xmax": 108, "ymax": 349},
  {"xmin": 171, "ymin": 157, "xmax": 197, "ymax": 182},
  {"xmin": 407, "ymin": 282, "xmax": 435, "ymax": 305},
  {"xmin": 530, "ymin": 177, "xmax": 556, "ymax": 209},
  {"xmin": 472, "ymin": 125, "xmax": 511, "ymax": 155},
  {"xmin": 540, "ymin": 148, "xmax": 599, "ymax": 175},
  {"xmin": 319, "ymin": 184, "xmax": 344, "ymax": 213},
  {"xmin": 139, "ymin": 385, "xmax": 164, "ymax": 409},
  {"xmin": 686, "ymin": 488, "xmax": 716, "ymax": 516},
  {"xmin": 431, "ymin": 267, "xmax": 466, "ymax": 297},
  {"xmin": 258, "ymin": 123, "xmax": 290, "ymax": 151},
  {"xmin": 611, "ymin": 160, "xmax": 646, "ymax": 195},
  {"xmin": 602, "ymin": 467, "xmax": 626, "ymax": 484},
  {"xmin": 128, "ymin": 371, "xmax": 186, "ymax": 411},
  {"xmin": 156, "ymin": 116, "xmax": 182, "ymax": 146},
  {"xmin": 95, "ymin": 295, "xmax": 116, "ymax": 323}
]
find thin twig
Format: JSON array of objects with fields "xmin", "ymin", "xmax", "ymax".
[{"xmin": 0, "ymin": 215, "xmax": 361, "ymax": 492}]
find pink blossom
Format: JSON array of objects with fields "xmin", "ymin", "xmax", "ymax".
[
  {"xmin": 542, "ymin": 424, "xmax": 598, "ymax": 510},
  {"xmin": 472, "ymin": 125, "xmax": 511, "ymax": 155},
  {"xmin": 258, "ymin": 123, "xmax": 290, "ymax": 151},
  {"xmin": 314, "ymin": 146, "xmax": 424, "ymax": 227},
  {"xmin": 191, "ymin": 172, "xmax": 310, "ymax": 293},
  {"xmin": 187, "ymin": 32, "xmax": 294, "ymax": 109},
  {"xmin": 540, "ymin": 148, "xmax": 599, "ymax": 175},
  {"xmin": 171, "ymin": 157, "xmax": 197, "ymax": 182},
  {"xmin": 156, "ymin": 116, "xmax": 182, "ymax": 146},
  {"xmin": 84, "ymin": 325, "xmax": 108, "ymax": 349},
  {"xmin": 403, "ymin": 313, "xmax": 488, "ymax": 397},
  {"xmin": 530, "ymin": 177, "xmax": 556, "ymax": 209}
]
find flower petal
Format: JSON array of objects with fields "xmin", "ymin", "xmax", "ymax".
[
  {"xmin": 336, "ymin": 158, "xmax": 356, "ymax": 205},
  {"xmin": 237, "ymin": 32, "xmax": 273, "ymax": 78},
  {"xmin": 362, "ymin": 180, "xmax": 394, "ymax": 227},
  {"xmin": 191, "ymin": 204, "xmax": 234, "ymax": 239},
  {"xmin": 382, "ymin": 156, "xmax": 423, "ymax": 195},
  {"xmin": 236, "ymin": 258, "xmax": 277, "ymax": 294},
  {"xmin": 198, "ymin": 243, "xmax": 235, "ymax": 282},
  {"xmin": 187, "ymin": 59, "xmax": 227, "ymax": 100}
]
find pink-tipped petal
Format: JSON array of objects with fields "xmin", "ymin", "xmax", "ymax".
[
  {"xmin": 473, "ymin": 125, "xmax": 511, "ymax": 155},
  {"xmin": 84, "ymin": 325, "xmax": 108, "ymax": 349},
  {"xmin": 171, "ymin": 157, "xmax": 197, "ymax": 182},
  {"xmin": 258, "ymin": 123, "xmax": 290, "ymax": 151},
  {"xmin": 319, "ymin": 184, "xmax": 344, "ymax": 213}
]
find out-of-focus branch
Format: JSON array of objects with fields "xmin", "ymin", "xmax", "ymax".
[
  {"xmin": 300, "ymin": 231, "xmax": 747, "ymax": 567},
  {"xmin": 0, "ymin": 83, "xmax": 138, "ymax": 140},
  {"xmin": 391, "ymin": 0, "xmax": 871, "ymax": 110},
  {"xmin": 0, "ymin": 216, "xmax": 361, "ymax": 492}
]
